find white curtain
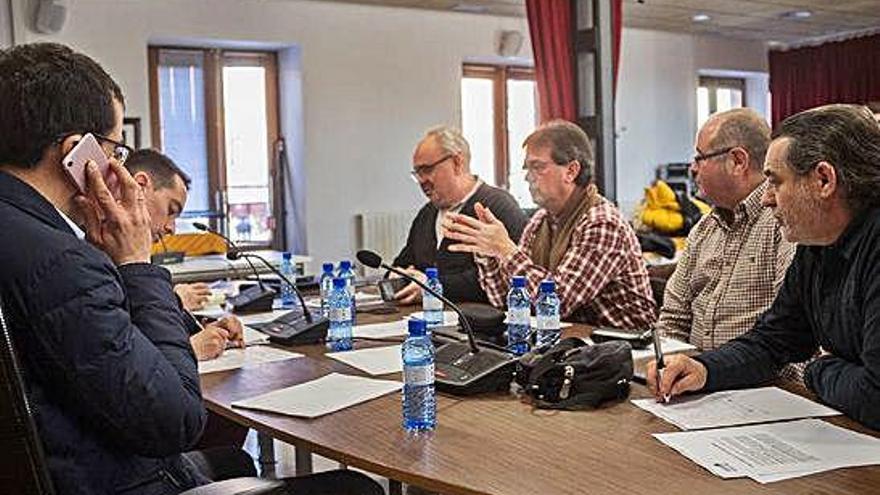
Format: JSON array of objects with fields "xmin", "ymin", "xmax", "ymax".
[{"xmin": 0, "ymin": 0, "xmax": 12, "ymax": 48}]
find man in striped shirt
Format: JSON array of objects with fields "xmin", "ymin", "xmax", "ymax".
[{"xmin": 444, "ymin": 120, "xmax": 655, "ymax": 329}]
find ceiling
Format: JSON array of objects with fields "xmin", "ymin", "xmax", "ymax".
[{"xmin": 309, "ymin": 0, "xmax": 880, "ymax": 45}]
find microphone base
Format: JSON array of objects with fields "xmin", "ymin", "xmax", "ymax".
[
  {"xmin": 434, "ymin": 341, "xmax": 517, "ymax": 396},
  {"xmin": 252, "ymin": 314, "xmax": 330, "ymax": 346},
  {"xmin": 229, "ymin": 286, "xmax": 276, "ymax": 314}
]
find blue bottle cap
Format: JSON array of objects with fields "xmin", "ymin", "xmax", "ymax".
[
  {"xmin": 340, "ymin": 260, "xmax": 352, "ymax": 270},
  {"xmin": 408, "ymin": 318, "xmax": 427, "ymax": 337},
  {"xmin": 322, "ymin": 262, "xmax": 334, "ymax": 273},
  {"xmin": 282, "ymin": 251, "xmax": 292, "ymax": 260},
  {"xmin": 333, "ymin": 277, "xmax": 346, "ymax": 289},
  {"xmin": 425, "ymin": 267, "xmax": 438, "ymax": 279},
  {"xmin": 511, "ymin": 276, "xmax": 526, "ymax": 288},
  {"xmin": 540, "ymin": 280, "xmax": 555, "ymax": 293}
]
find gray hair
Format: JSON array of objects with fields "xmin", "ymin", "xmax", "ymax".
[
  {"xmin": 706, "ymin": 108, "xmax": 771, "ymax": 171},
  {"xmin": 772, "ymin": 104, "xmax": 880, "ymax": 212},
  {"xmin": 422, "ymin": 125, "xmax": 471, "ymax": 165},
  {"xmin": 523, "ymin": 119, "xmax": 594, "ymax": 186}
]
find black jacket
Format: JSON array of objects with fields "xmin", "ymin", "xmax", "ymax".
[
  {"xmin": 696, "ymin": 208, "xmax": 880, "ymax": 430},
  {"xmin": 0, "ymin": 171, "xmax": 208, "ymax": 494},
  {"xmin": 393, "ymin": 182, "xmax": 528, "ymax": 302}
]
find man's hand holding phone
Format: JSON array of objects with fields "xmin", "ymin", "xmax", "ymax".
[{"xmin": 75, "ymin": 159, "xmax": 153, "ymax": 266}]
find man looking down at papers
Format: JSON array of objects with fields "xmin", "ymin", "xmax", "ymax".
[
  {"xmin": 125, "ymin": 149, "xmax": 243, "ymax": 361},
  {"xmin": 648, "ymin": 104, "xmax": 880, "ymax": 430},
  {"xmin": 445, "ymin": 120, "xmax": 655, "ymax": 328}
]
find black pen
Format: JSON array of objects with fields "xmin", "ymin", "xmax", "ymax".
[{"xmin": 652, "ymin": 327, "xmax": 670, "ymax": 403}]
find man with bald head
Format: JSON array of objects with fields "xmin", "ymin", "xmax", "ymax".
[
  {"xmin": 658, "ymin": 108, "xmax": 795, "ymax": 352},
  {"xmin": 393, "ymin": 125, "xmax": 528, "ymax": 303}
]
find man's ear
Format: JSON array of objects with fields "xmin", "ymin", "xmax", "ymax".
[
  {"xmin": 567, "ymin": 160, "xmax": 582, "ymax": 184},
  {"xmin": 729, "ymin": 147, "xmax": 751, "ymax": 175},
  {"xmin": 132, "ymin": 170, "xmax": 152, "ymax": 189},
  {"xmin": 814, "ymin": 161, "xmax": 838, "ymax": 200},
  {"xmin": 57, "ymin": 134, "xmax": 83, "ymax": 159}
]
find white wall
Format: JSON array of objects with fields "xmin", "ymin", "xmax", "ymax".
[
  {"xmin": 0, "ymin": 0, "xmax": 12, "ymax": 47},
  {"xmin": 614, "ymin": 28, "xmax": 768, "ymax": 215},
  {"xmin": 10, "ymin": 0, "xmax": 529, "ymax": 267}
]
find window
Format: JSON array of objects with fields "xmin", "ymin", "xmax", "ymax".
[
  {"xmin": 697, "ymin": 77, "xmax": 745, "ymax": 129},
  {"xmin": 461, "ymin": 64, "xmax": 537, "ymax": 208},
  {"xmin": 149, "ymin": 47, "xmax": 280, "ymax": 247}
]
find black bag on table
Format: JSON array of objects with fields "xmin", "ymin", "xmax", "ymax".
[{"xmin": 514, "ymin": 337, "xmax": 633, "ymax": 410}]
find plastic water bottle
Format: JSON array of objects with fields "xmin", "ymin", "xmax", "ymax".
[
  {"xmin": 319, "ymin": 262, "xmax": 335, "ymax": 318},
  {"xmin": 402, "ymin": 318, "xmax": 436, "ymax": 432},
  {"xmin": 422, "ymin": 267, "xmax": 444, "ymax": 328},
  {"xmin": 535, "ymin": 279, "xmax": 561, "ymax": 347},
  {"xmin": 337, "ymin": 260, "xmax": 356, "ymax": 324},
  {"xmin": 280, "ymin": 252, "xmax": 296, "ymax": 308},
  {"xmin": 327, "ymin": 278, "xmax": 353, "ymax": 351},
  {"xmin": 506, "ymin": 276, "xmax": 531, "ymax": 355}
]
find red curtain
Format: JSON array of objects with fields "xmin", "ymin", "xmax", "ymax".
[
  {"xmin": 526, "ymin": 0, "xmax": 623, "ymax": 122},
  {"xmin": 769, "ymin": 33, "xmax": 880, "ymax": 126},
  {"xmin": 526, "ymin": 0, "xmax": 576, "ymax": 122}
]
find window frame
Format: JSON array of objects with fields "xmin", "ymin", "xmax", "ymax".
[
  {"xmin": 698, "ymin": 76, "xmax": 747, "ymax": 115},
  {"xmin": 462, "ymin": 63, "xmax": 536, "ymax": 190},
  {"xmin": 148, "ymin": 46, "xmax": 281, "ymax": 249}
]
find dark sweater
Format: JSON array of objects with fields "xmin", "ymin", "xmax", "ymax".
[
  {"xmin": 393, "ymin": 182, "xmax": 528, "ymax": 303},
  {"xmin": 695, "ymin": 208, "xmax": 880, "ymax": 430}
]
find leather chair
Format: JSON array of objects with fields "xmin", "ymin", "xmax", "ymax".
[{"xmin": 0, "ymin": 298, "xmax": 285, "ymax": 495}]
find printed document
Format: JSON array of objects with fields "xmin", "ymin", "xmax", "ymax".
[
  {"xmin": 632, "ymin": 387, "xmax": 839, "ymax": 430},
  {"xmin": 232, "ymin": 372, "xmax": 402, "ymax": 418},
  {"xmin": 326, "ymin": 345, "xmax": 403, "ymax": 376},
  {"xmin": 654, "ymin": 418, "xmax": 880, "ymax": 483},
  {"xmin": 198, "ymin": 345, "xmax": 302, "ymax": 375}
]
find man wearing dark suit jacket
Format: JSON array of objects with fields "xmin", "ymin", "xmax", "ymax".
[
  {"xmin": 393, "ymin": 126, "xmax": 528, "ymax": 304},
  {"xmin": 0, "ymin": 43, "xmax": 381, "ymax": 495}
]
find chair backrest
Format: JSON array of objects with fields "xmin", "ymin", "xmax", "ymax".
[{"xmin": 0, "ymin": 299, "xmax": 56, "ymax": 494}]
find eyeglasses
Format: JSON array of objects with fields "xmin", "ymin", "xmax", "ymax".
[
  {"xmin": 93, "ymin": 133, "xmax": 133, "ymax": 165},
  {"xmin": 410, "ymin": 154, "xmax": 453, "ymax": 180},
  {"xmin": 693, "ymin": 147, "xmax": 734, "ymax": 164},
  {"xmin": 522, "ymin": 159, "xmax": 558, "ymax": 177}
]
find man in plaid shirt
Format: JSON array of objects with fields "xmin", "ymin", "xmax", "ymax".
[{"xmin": 444, "ymin": 120, "xmax": 655, "ymax": 329}]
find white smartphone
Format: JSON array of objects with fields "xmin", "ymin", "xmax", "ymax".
[{"xmin": 60, "ymin": 133, "xmax": 118, "ymax": 195}]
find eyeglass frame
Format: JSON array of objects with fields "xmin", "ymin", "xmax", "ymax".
[
  {"xmin": 692, "ymin": 146, "xmax": 735, "ymax": 164},
  {"xmin": 410, "ymin": 153, "xmax": 454, "ymax": 180},
  {"xmin": 56, "ymin": 132, "xmax": 134, "ymax": 165}
]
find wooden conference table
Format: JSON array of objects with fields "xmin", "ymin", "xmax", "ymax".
[{"xmin": 199, "ymin": 310, "xmax": 880, "ymax": 495}]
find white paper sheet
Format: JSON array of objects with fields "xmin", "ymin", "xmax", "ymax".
[
  {"xmin": 198, "ymin": 346, "xmax": 303, "ymax": 374},
  {"xmin": 192, "ymin": 305, "xmax": 228, "ymax": 320},
  {"xmin": 237, "ymin": 310, "xmax": 296, "ymax": 326},
  {"xmin": 326, "ymin": 345, "xmax": 403, "ymax": 376},
  {"xmin": 241, "ymin": 325, "xmax": 270, "ymax": 345},
  {"xmin": 231, "ymin": 372, "xmax": 402, "ymax": 418},
  {"xmin": 353, "ymin": 320, "xmax": 409, "ymax": 339},
  {"xmin": 632, "ymin": 387, "xmax": 840, "ymax": 430},
  {"xmin": 654, "ymin": 419, "xmax": 880, "ymax": 483}
]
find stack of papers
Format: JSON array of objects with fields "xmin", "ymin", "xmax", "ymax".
[
  {"xmin": 326, "ymin": 345, "xmax": 403, "ymax": 375},
  {"xmin": 231, "ymin": 372, "xmax": 402, "ymax": 418},
  {"xmin": 198, "ymin": 346, "xmax": 303, "ymax": 374},
  {"xmin": 655, "ymin": 419, "xmax": 880, "ymax": 483},
  {"xmin": 632, "ymin": 387, "xmax": 840, "ymax": 430}
]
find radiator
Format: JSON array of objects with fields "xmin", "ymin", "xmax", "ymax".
[{"xmin": 355, "ymin": 210, "xmax": 416, "ymax": 266}]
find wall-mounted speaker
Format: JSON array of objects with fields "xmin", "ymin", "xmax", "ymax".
[
  {"xmin": 497, "ymin": 30, "xmax": 524, "ymax": 58},
  {"xmin": 34, "ymin": 0, "xmax": 67, "ymax": 34}
]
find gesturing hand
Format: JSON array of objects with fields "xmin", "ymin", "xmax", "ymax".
[
  {"xmin": 445, "ymin": 202, "xmax": 518, "ymax": 259},
  {"xmin": 75, "ymin": 159, "xmax": 152, "ymax": 265},
  {"xmin": 394, "ymin": 266, "xmax": 427, "ymax": 305}
]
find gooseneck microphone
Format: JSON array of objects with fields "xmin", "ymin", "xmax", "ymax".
[
  {"xmin": 193, "ymin": 221, "xmax": 274, "ymax": 312},
  {"xmin": 227, "ymin": 251, "xmax": 329, "ymax": 345},
  {"xmin": 356, "ymin": 249, "xmax": 478, "ymax": 354},
  {"xmin": 357, "ymin": 249, "xmax": 516, "ymax": 395},
  {"xmin": 192, "ymin": 222, "xmax": 268, "ymax": 291}
]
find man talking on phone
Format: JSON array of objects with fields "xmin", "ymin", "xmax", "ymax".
[{"xmin": 0, "ymin": 43, "xmax": 381, "ymax": 495}]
